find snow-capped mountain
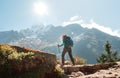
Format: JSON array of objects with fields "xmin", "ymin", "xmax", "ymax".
[{"xmin": 0, "ymin": 24, "xmax": 120, "ymax": 63}]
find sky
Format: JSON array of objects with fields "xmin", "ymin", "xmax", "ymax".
[{"xmin": 0, "ymin": 0, "xmax": 120, "ymax": 36}]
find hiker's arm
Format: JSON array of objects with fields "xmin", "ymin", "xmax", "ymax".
[
  {"xmin": 58, "ymin": 41, "xmax": 65, "ymax": 47},
  {"xmin": 58, "ymin": 43, "xmax": 64, "ymax": 47},
  {"xmin": 58, "ymin": 39, "xmax": 65, "ymax": 47}
]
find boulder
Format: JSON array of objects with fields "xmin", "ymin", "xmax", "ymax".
[{"xmin": 0, "ymin": 44, "xmax": 57, "ymax": 78}]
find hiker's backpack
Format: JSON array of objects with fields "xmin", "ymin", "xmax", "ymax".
[{"xmin": 64, "ymin": 36, "xmax": 73, "ymax": 47}]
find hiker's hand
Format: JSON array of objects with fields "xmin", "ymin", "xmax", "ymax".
[{"xmin": 57, "ymin": 44, "xmax": 60, "ymax": 47}]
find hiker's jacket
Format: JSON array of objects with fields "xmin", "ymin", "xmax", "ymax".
[{"xmin": 59, "ymin": 36, "xmax": 73, "ymax": 47}]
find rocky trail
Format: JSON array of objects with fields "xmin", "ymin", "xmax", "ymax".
[{"xmin": 61, "ymin": 62, "xmax": 120, "ymax": 78}]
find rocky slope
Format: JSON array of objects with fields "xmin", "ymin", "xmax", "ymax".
[{"xmin": 0, "ymin": 44, "xmax": 120, "ymax": 78}]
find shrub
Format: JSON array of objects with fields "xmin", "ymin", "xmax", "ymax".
[
  {"xmin": 0, "ymin": 44, "xmax": 16, "ymax": 64},
  {"xmin": 0, "ymin": 44, "xmax": 34, "ymax": 63},
  {"xmin": 0, "ymin": 44, "xmax": 34, "ymax": 78},
  {"xmin": 54, "ymin": 64, "xmax": 64, "ymax": 78},
  {"xmin": 74, "ymin": 55, "xmax": 86, "ymax": 65}
]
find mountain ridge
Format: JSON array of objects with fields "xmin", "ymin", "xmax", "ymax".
[{"xmin": 0, "ymin": 24, "xmax": 120, "ymax": 63}]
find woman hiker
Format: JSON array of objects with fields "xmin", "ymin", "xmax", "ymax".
[{"xmin": 58, "ymin": 34, "xmax": 75, "ymax": 66}]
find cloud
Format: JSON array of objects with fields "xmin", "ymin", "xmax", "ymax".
[
  {"xmin": 70, "ymin": 16, "xmax": 80, "ymax": 21},
  {"xmin": 62, "ymin": 16, "xmax": 120, "ymax": 37},
  {"xmin": 81, "ymin": 20, "xmax": 120, "ymax": 37},
  {"xmin": 62, "ymin": 16, "xmax": 83, "ymax": 26}
]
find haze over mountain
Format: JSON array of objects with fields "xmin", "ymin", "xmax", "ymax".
[{"xmin": 0, "ymin": 24, "xmax": 120, "ymax": 63}]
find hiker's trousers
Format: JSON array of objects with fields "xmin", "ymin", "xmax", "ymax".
[{"xmin": 62, "ymin": 46, "xmax": 75, "ymax": 65}]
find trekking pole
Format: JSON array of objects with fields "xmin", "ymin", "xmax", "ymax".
[
  {"xmin": 57, "ymin": 44, "xmax": 61, "ymax": 53},
  {"xmin": 57, "ymin": 44, "xmax": 62, "ymax": 65}
]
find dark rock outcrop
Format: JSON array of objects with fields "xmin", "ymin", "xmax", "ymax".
[{"xmin": 0, "ymin": 44, "xmax": 57, "ymax": 78}]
